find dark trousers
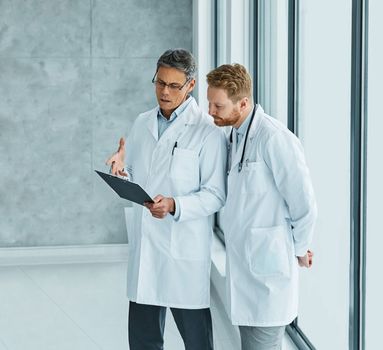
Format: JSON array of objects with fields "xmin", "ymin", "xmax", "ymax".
[{"xmin": 128, "ymin": 301, "xmax": 214, "ymax": 350}]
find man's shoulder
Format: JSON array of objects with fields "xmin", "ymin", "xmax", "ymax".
[
  {"xmin": 256, "ymin": 113, "xmax": 302, "ymax": 156},
  {"xmin": 137, "ymin": 106, "xmax": 158, "ymax": 119},
  {"xmin": 131, "ymin": 106, "xmax": 158, "ymax": 127},
  {"xmin": 258, "ymin": 111, "xmax": 296, "ymax": 142},
  {"xmin": 194, "ymin": 111, "xmax": 225, "ymax": 139},
  {"xmin": 184, "ymin": 100, "xmax": 223, "ymax": 134}
]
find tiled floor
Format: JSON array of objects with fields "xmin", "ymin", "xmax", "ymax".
[
  {"xmin": 0, "ymin": 262, "xmax": 295, "ymax": 350},
  {"xmin": 0, "ymin": 262, "xmax": 238, "ymax": 350}
]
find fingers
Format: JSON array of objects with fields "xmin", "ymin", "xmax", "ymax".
[
  {"xmin": 144, "ymin": 203, "xmax": 153, "ymax": 213},
  {"xmin": 106, "ymin": 154, "xmax": 116, "ymax": 166},
  {"xmin": 110, "ymin": 161, "xmax": 117, "ymax": 175},
  {"xmin": 297, "ymin": 255, "xmax": 312, "ymax": 268},
  {"xmin": 145, "ymin": 195, "xmax": 167, "ymax": 219},
  {"xmin": 303, "ymin": 255, "xmax": 312, "ymax": 268},
  {"xmin": 118, "ymin": 169, "xmax": 128, "ymax": 177},
  {"xmin": 106, "ymin": 137, "xmax": 125, "ymax": 165},
  {"xmin": 106, "ymin": 154, "xmax": 125, "ymax": 176},
  {"xmin": 298, "ymin": 258, "xmax": 305, "ymax": 267},
  {"xmin": 308, "ymin": 253, "xmax": 313, "ymax": 267},
  {"xmin": 147, "ymin": 208, "xmax": 166, "ymax": 219},
  {"xmin": 150, "ymin": 205, "xmax": 167, "ymax": 218},
  {"xmin": 306, "ymin": 250, "xmax": 313, "ymax": 268},
  {"xmin": 110, "ymin": 161, "xmax": 123, "ymax": 176},
  {"xmin": 118, "ymin": 137, "xmax": 125, "ymax": 151},
  {"xmin": 153, "ymin": 195, "xmax": 164, "ymax": 203}
]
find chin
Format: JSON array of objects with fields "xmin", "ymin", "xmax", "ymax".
[
  {"xmin": 212, "ymin": 118, "xmax": 224, "ymax": 126},
  {"xmin": 215, "ymin": 120, "xmax": 231, "ymax": 127}
]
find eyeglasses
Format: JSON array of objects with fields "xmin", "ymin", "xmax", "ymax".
[{"xmin": 151, "ymin": 72, "xmax": 191, "ymax": 91}]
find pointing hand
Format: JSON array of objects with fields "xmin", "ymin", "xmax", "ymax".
[{"xmin": 106, "ymin": 137, "xmax": 127, "ymax": 177}]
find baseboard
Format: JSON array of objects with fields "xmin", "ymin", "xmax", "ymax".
[
  {"xmin": 0, "ymin": 234, "xmax": 224, "ymax": 268},
  {"xmin": 0, "ymin": 244, "xmax": 129, "ymax": 266}
]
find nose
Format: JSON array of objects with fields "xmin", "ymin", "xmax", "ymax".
[
  {"xmin": 161, "ymin": 89, "xmax": 170, "ymax": 99},
  {"xmin": 208, "ymin": 104, "xmax": 214, "ymax": 116}
]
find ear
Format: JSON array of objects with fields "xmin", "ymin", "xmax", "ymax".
[
  {"xmin": 187, "ymin": 79, "xmax": 196, "ymax": 93},
  {"xmin": 239, "ymin": 97, "xmax": 249, "ymax": 112}
]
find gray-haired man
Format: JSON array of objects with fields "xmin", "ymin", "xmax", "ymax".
[{"xmin": 107, "ymin": 49, "xmax": 227, "ymax": 349}]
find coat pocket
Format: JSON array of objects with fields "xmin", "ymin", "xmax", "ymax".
[
  {"xmin": 170, "ymin": 219, "xmax": 211, "ymax": 261},
  {"xmin": 246, "ymin": 225, "xmax": 290, "ymax": 277},
  {"xmin": 241, "ymin": 161, "xmax": 270, "ymax": 194},
  {"xmin": 169, "ymin": 148, "xmax": 199, "ymax": 193}
]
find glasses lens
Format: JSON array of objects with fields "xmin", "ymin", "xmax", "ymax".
[
  {"xmin": 152, "ymin": 78, "xmax": 190, "ymax": 91},
  {"xmin": 155, "ymin": 81, "xmax": 166, "ymax": 89},
  {"xmin": 153, "ymin": 80, "xmax": 185, "ymax": 91},
  {"xmin": 169, "ymin": 83, "xmax": 182, "ymax": 90}
]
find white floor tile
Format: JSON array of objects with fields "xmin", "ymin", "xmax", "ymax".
[
  {"xmin": 163, "ymin": 318, "xmax": 185, "ymax": 350},
  {"xmin": 164, "ymin": 309, "xmax": 182, "ymax": 337},
  {"xmin": 20, "ymin": 263, "xmax": 129, "ymax": 350},
  {"xmin": 0, "ymin": 266, "xmax": 101, "ymax": 350}
]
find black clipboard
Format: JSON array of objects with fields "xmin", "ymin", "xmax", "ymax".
[{"xmin": 95, "ymin": 170, "xmax": 154, "ymax": 206}]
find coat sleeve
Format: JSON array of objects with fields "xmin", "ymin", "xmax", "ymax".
[
  {"xmin": 175, "ymin": 127, "xmax": 227, "ymax": 222},
  {"xmin": 263, "ymin": 130, "xmax": 317, "ymax": 257}
]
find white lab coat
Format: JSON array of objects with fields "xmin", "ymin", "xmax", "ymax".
[
  {"xmin": 124, "ymin": 97, "xmax": 226, "ymax": 309},
  {"xmin": 222, "ymin": 105, "xmax": 317, "ymax": 326}
]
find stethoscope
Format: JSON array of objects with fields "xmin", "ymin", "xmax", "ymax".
[{"xmin": 228, "ymin": 105, "xmax": 257, "ymax": 173}]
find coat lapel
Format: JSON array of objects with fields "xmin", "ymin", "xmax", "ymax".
[{"xmin": 144, "ymin": 106, "xmax": 160, "ymax": 141}]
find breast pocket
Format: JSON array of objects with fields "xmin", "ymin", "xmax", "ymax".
[
  {"xmin": 169, "ymin": 148, "xmax": 199, "ymax": 193},
  {"xmin": 246, "ymin": 225, "xmax": 290, "ymax": 278},
  {"xmin": 241, "ymin": 161, "xmax": 270, "ymax": 194}
]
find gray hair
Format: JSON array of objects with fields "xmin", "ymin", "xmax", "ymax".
[{"xmin": 156, "ymin": 49, "xmax": 196, "ymax": 81}]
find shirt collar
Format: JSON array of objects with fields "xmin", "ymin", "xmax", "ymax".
[{"xmin": 235, "ymin": 107, "xmax": 255, "ymax": 136}]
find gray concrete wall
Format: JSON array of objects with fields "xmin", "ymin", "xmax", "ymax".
[{"xmin": 0, "ymin": 0, "xmax": 192, "ymax": 247}]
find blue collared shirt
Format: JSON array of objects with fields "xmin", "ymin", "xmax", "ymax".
[{"xmin": 234, "ymin": 107, "xmax": 255, "ymax": 148}]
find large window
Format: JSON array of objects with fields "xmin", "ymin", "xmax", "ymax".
[
  {"xmin": 214, "ymin": 0, "xmax": 227, "ymax": 67},
  {"xmin": 255, "ymin": 1, "xmax": 353, "ymax": 348},
  {"xmin": 212, "ymin": 0, "xmax": 378, "ymax": 348},
  {"xmin": 257, "ymin": 0, "xmax": 288, "ymax": 125},
  {"xmin": 295, "ymin": 1, "xmax": 352, "ymax": 348}
]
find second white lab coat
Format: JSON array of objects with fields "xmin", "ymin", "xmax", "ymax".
[
  {"xmin": 124, "ymin": 97, "xmax": 227, "ymax": 309},
  {"xmin": 222, "ymin": 105, "xmax": 317, "ymax": 326}
]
